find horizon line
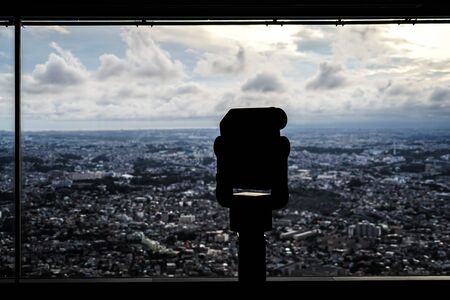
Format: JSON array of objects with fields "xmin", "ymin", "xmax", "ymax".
[{"xmin": 2, "ymin": 126, "xmax": 450, "ymax": 133}]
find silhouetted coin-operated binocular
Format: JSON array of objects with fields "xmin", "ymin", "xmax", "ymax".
[{"xmin": 214, "ymin": 107, "xmax": 290, "ymax": 232}]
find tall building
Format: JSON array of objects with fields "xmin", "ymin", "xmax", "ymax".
[{"xmin": 348, "ymin": 221, "xmax": 382, "ymax": 239}]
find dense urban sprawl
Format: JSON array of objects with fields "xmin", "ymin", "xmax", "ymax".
[{"xmin": 1, "ymin": 128, "xmax": 450, "ymax": 277}]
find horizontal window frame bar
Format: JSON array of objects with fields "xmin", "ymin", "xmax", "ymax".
[
  {"xmin": 16, "ymin": 15, "xmax": 450, "ymax": 20},
  {"xmin": 2, "ymin": 16, "xmax": 450, "ymax": 24},
  {"xmin": 17, "ymin": 18, "xmax": 450, "ymax": 26}
]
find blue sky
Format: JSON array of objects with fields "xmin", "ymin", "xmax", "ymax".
[{"xmin": 1, "ymin": 24, "xmax": 450, "ymax": 131}]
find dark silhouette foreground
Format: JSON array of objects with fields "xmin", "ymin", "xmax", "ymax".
[{"xmin": 214, "ymin": 107, "xmax": 290, "ymax": 281}]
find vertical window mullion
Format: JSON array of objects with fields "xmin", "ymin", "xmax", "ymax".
[{"xmin": 14, "ymin": 16, "xmax": 21, "ymax": 283}]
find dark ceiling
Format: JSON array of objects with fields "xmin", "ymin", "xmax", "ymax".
[{"xmin": 3, "ymin": 1, "xmax": 450, "ymax": 19}]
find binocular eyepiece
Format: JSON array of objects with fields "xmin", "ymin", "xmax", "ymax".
[{"xmin": 218, "ymin": 107, "xmax": 288, "ymax": 138}]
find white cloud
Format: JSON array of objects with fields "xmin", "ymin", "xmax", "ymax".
[
  {"xmin": 97, "ymin": 54, "xmax": 126, "ymax": 80},
  {"xmin": 430, "ymin": 87, "xmax": 450, "ymax": 104},
  {"xmin": 0, "ymin": 73, "xmax": 13, "ymax": 120},
  {"xmin": 26, "ymin": 26, "xmax": 71, "ymax": 35},
  {"xmin": 120, "ymin": 28, "xmax": 185, "ymax": 80},
  {"xmin": 295, "ymin": 27, "xmax": 332, "ymax": 55},
  {"xmin": 305, "ymin": 62, "xmax": 347, "ymax": 90},
  {"xmin": 147, "ymin": 27, "xmax": 233, "ymax": 53},
  {"xmin": 194, "ymin": 46, "xmax": 246, "ymax": 76},
  {"xmin": 23, "ymin": 42, "xmax": 88, "ymax": 95},
  {"xmin": 331, "ymin": 26, "xmax": 413, "ymax": 69},
  {"xmin": 241, "ymin": 72, "xmax": 285, "ymax": 93},
  {"xmin": 96, "ymin": 28, "xmax": 185, "ymax": 81}
]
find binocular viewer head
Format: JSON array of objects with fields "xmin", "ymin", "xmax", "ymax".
[
  {"xmin": 214, "ymin": 107, "xmax": 290, "ymax": 213},
  {"xmin": 218, "ymin": 107, "xmax": 287, "ymax": 138}
]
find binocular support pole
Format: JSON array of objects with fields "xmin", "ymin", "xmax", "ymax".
[
  {"xmin": 238, "ymin": 230, "xmax": 266, "ymax": 282},
  {"xmin": 229, "ymin": 195, "xmax": 271, "ymax": 282}
]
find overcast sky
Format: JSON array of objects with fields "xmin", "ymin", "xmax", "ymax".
[{"xmin": 1, "ymin": 24, "xmax": 450, "ymax": 130}]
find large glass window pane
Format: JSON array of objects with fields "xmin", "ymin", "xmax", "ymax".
[
  {"xmin": 21, "ymin": 26, "xmax": 237, "ymax": 278},
  {"xmin": 0, "ymin": 25, "xmax": 14, "ymax": 278},
  {"xmin": 22, "ymin": 24, "xmax": 450, "ymax": 278}
]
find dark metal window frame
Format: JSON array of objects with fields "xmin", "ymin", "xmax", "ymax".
[{"xmin": 2, "ymin": 15, "xmax": 450, "ymax": 283}]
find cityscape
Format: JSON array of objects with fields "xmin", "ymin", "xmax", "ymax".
[
  {"xmin": 1, "ymin": 127, "xmax": 450, "ymax": 278},
  {"xmin": 0, "ymin": 131, "xmax": 14, "ymax": 278}
]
